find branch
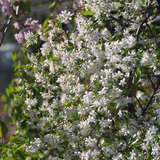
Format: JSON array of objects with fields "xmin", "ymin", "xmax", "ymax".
[
  {"xmin": 136, "ymin": 14, "xmax": 150, "ymax": 42},
  {"xmin": 142, "ymin": 90, "xmax": 156, "ymax": 115},
  {"xmin": 136, "ymin": 0, "xmax": 153, "ymax": 42},
  {"xmin": 125, "ymin": 70, "xmax": 136, "ymax": 113},
  {"xmin": 142, "ymin": 76, "xmax": 160, "ymax": 115},
  {"xmin": 147, "ymin": 72, "xmax": 155, "ymax": 90},
  {"xmin": 135, "ymin": 95, "xmax": 143, "ymax": 111},
  {"xmin": 0, "ymin": 15, "xmax": 12, "ymax": 47}
]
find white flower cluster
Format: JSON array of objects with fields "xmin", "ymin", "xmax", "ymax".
[
  {"xmin": 9, "ymin": 0, "xmax": 160, "ymax": 159},
  {"xmin": 24, "ymin": 31, "xmax": 38, "ymax": 45},
  {"xmin": 57, "ymin": 10, "xmax": 73, "ymax": 24}
]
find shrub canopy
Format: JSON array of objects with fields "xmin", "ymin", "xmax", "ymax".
[{"xmin": 2, "ymin": 0, "xmax": 160, "ymax": 160}]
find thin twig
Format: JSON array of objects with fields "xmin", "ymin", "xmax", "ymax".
[
  {"xmin": 136, "ymin": 0, "xmax": 153, "ymax": 42},
  {"xmin": 136, "ymin": 14, "xmax": 150, "ymax": 42},
  {"xmin": 142, "ymin": 90, "xmax": 156, "ymax": 115},
  {"xmin": 135, "ymin": 95, "xmax": 143, "ymax": 111},
  {"xmin": 147, "ymin": 72, "xmax": 155, "ymax": 90},
  {"xmin": 142, "ymin": 78, "xmax": 160, "ymax": 115}
]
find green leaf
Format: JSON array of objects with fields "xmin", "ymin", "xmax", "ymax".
[
  {"xmin": 25, "ymin": 42, "xmax": 31, "ymax": 47},
  {"xmin": 0, "ymin": 124, "xmax": 2, "ymax": 138},
  {"xmin": 146, "ymin": 153, "xmax": 151, "ymax": 160},
  {"xmin": 22, "ymin": 46, "xmax": 27, "ymax": 54},
  {"xmin": 48, "ymin": 55, "xmax": 58, "ymax": 61},
  {"xmin": 82, "ymin": 8, "xmax": 93, "ymax": 16},
  {"xmin": 142, "ymin": 0, "xmax": 145, "ymax": 5},
  {"xmin": 130, "ymin": 139, "xmax": 142, "ymax": 147},
  {"xmin": 71, "ymin": 112, "xmax": 78, "ymax": 119},
  {"xmin": 1, "ymin": 95, "xmax": 7, "ymax": 102},
  {"xmin": 3, "ymin": 104, "xmax": 8, "ymax": 111},
  {"xmin": 134, "ymin": 65, "xmax": 141, "ymax": 85},
  {"xmin": 56, "ymin": 131, "xmax": 62, "ymax": 136},
  {"xmin": 95, "ymin": 80, "xmax": 102, "ymax": 87},
  {"xmin": 104, "ymin": 140, "xmax": 112, "ymax": 146},
  {"xmin": 15, "ymin": 144, "xmax": 25, "ymax": 152},
  {"xmin": 64, "ymin": 102, "xmax": 71, "ymax": 107},
  {"xmin": 6, "ymin": 85, "xmax": 14, "ymax": 97},
  {"xmin": 43, "ymin": 18, "xmax": 49, "ymax": 28},
  {"xmin": 24, "ymin": 113, "xmax": 30, "ymax": 118},
  {"xmin": 141, "ymin": 0, "xmax": 148, "ymax": 6},
  {"xmin": 136, "ymin": 66, "xmax": 141, "ymax": 77},
  {"xmin": 12, "ymin": 52, "xmax": 17, "ymax": 61}
]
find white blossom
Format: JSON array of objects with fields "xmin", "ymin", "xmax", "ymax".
[{"xmin": 57, "ymin": 10, "xmax": 73, "ymax": 24}]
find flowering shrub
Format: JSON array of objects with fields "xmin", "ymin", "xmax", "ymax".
[{"xmin": 1, "ymin": 0, "xmax": 160, "ymax": 159}]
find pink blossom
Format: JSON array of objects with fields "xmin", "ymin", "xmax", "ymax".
[
  {"xmin": 1, "ymin": 5, "xmax": 13, "ymax": 16},
  {"xmin": 14, "ymin": 18, "xmax": 41, "ymax": 44},
  {"xmin": 25, "ymin": 18, "xmax": 33, "ymax": 26},
  {"xmin": 0, "ymin": 0, "xmax": 13, "ymax": 16},
  {"xmin": 25, "ymin": 18, "xmax": 41, "ymax": 31},
  {"xmin": 13, "ymin": 22, "xmax": 20, "ymax": 29},
  {"xmin": 42, "ymin": 42, "xmax": 50, "ymax": 48},
  {"xmin": 14, "ymin": 29, "xmax": 26, "ymax": 44},
  {"xmin": 0, "ymin": 0, "xmax": 10, "ymax": 5}
]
